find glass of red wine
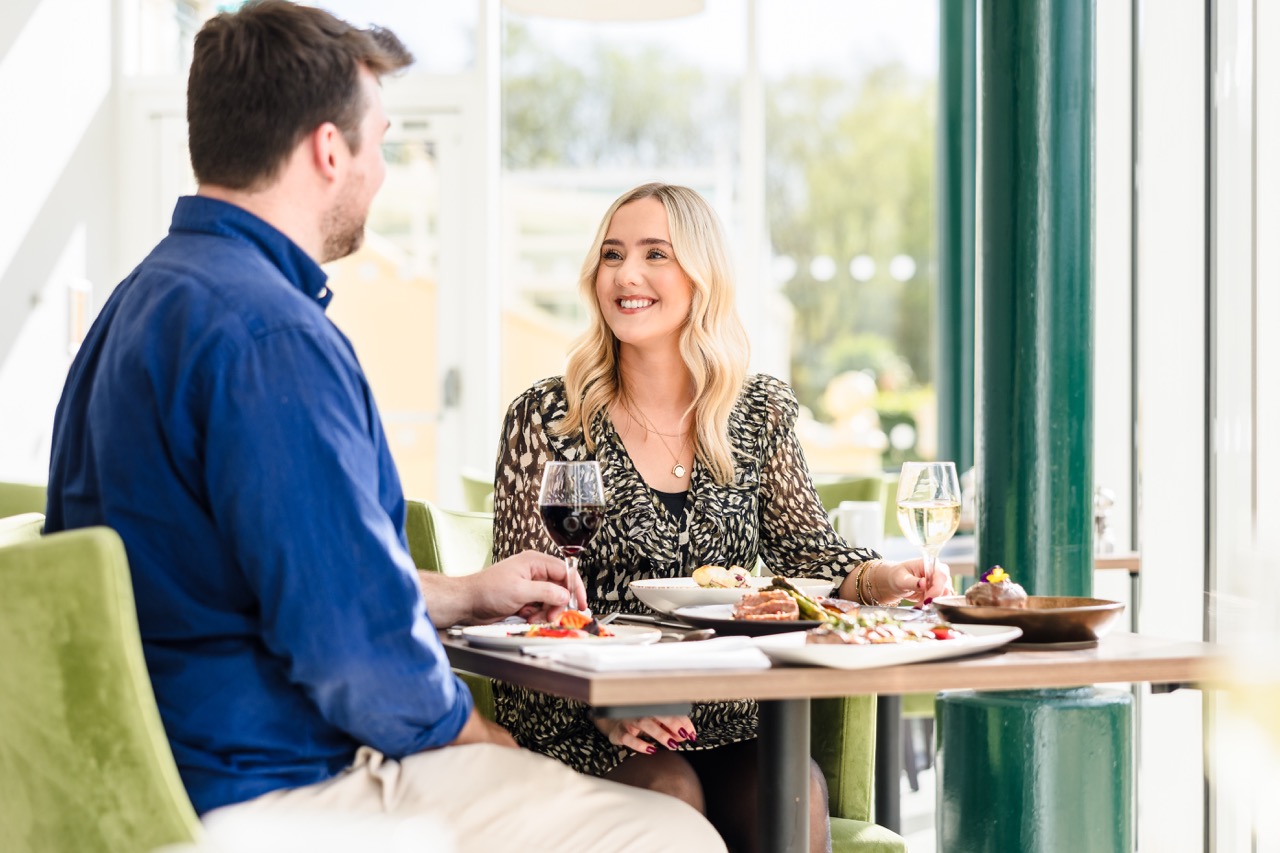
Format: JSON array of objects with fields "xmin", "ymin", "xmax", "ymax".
[{"xmin": 537, "ymin": 460, "xmax": 605, "ymax": 613}]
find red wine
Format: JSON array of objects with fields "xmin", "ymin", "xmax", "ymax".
[{"xmin": 539, "ymin": 504, "xmax": 605, "ymax": 554}]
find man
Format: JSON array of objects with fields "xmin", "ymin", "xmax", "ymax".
[{"xmin": 44, "ymin": 3, "xmax": 724, "ymax": 850}]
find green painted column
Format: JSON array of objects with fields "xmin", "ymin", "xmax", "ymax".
[
  {"xmin": 937, "ymin": 0, "xmax": 977, "ymax": 476},
  {"xmin": 937, "ymin": 689, "xmax": 1134, "ymax": 852},
  {"xmin": 977, "ymin": 0, "xmax": 1094, "ymax": 596}
]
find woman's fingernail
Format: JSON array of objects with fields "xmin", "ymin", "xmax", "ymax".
[
  {"xmin": 646, "ymin": 745, "xmax": 657, "ymax": 754},
  {"xmin": 678, "ymin": 728, "xmax": 690, "ymax": 739},
  {"xmin": 667, "ymin": 738, "xmax": 678, "ymax": 749},
  {"xmin": 690, "ymin": 732, "xmax": 697, "ymax": 741}
]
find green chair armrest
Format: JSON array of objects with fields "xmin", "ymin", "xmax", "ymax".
[{"xmin": 831, "ymin": 817, "xmax": 909, "ymax": 853}]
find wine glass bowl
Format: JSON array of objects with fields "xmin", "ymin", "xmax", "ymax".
[
  {"xmin": 538, "ymin": 461, "xmax": 606, "ymax": 613},
  {"xmin": 895, "ymin": 461, "xmax": 961, "ymax": 609}
]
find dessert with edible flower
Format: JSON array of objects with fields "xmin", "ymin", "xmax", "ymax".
[{"xmin": 964, "ymin": 565, "xmax": 1029, "ymax": 609}]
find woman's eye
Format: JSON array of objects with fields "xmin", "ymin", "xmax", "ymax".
[
  {"xmin": 602, "ymin": 249, "xmax": 622, "ymax": 262},
  {"xmin": 647, "ymin": 249, "xmax": 667, "ymax": 260}
]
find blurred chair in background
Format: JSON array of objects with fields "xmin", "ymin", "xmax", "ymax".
[
  {"xmin": 0, "ymin": 480, "xmax": 46, "ymax": 519},
  {"xmin": 813, "ymin": 475, "xmax": 885, "ymax": 513},
  {"xmin": 458, "ymin": 469, "xmax": 495, "ymax": 514},
  {"xmin": 0, "ymin": 526, "xmax": 201, "ymax": 852}
]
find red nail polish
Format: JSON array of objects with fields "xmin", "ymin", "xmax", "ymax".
[
  {"xmin": 668, "ymin": 739, "xmax": 678, "ymax": 749},
  {"xmin": 646, "ymin": 745, "xmax": 657, "ymax": 754},
  {"xmin": 678, "ymin": 728, "xmax": 689, "ymax": 738}
]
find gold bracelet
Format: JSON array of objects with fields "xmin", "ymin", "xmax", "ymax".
[
  {"xmin": 857, "ymin": 560, "xmax": 884, "ymax": 606},
  {"xmin": 852, "ymin": 561, "xmax": 871, "ymax": 604}
]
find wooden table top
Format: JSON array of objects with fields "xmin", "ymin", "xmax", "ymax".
[{"xmin": 442, "ymin": 631, "xmax": 1220, "ymax": 708}]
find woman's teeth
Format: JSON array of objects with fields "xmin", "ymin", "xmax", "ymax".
[{"xmin": 619, "ymin": 298, "xmax": 654, "ymax": 310}]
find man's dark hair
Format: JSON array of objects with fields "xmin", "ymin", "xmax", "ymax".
[{"xmin": 187, "ymin": 0, "xmax": 413, "ymax": 190}]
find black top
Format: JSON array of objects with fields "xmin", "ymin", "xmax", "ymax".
[{"xmin": 651, "ymin": 486, "xmax": 689, "ymax": 520}]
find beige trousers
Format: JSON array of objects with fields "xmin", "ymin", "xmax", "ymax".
[{"xmin": 204, "ymin": 745, "xmax": 726, "ymax": 853}]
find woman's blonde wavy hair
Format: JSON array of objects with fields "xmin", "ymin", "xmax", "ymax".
[{"xmin": 553, "ymin": 183, "xmax": 750, "ymax": 485}]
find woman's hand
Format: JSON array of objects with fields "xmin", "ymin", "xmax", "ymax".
[
  {"xmin": 594, "ymin": 715, "xmax": 696, "ymax": 754},
  {"xmin": 877, "ymin": 558, "xmax": 953, "ymax": 604}
]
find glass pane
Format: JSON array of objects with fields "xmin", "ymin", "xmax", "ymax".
[
  {"xmin": 325, "ymin": 137, "xmax": 442, "ymax": 500},
  {"xmin": 131, "ymin": 1, "xmax": 476, "ymax": 76},
  {"xmin": 763, "ymin": 0, "xmax": 939, "ymax": 475}
]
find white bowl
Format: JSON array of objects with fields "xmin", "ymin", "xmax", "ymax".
[{"xmin": 628, "ymin": 576, "xmax": 834, "ymax": 616}]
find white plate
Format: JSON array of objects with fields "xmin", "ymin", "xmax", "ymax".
[
  {"xmin": 461, "ymin": 623, "xmax": 662, "ymax": 650},
  {"xmin": 629, "ymin": 576, "xmax": 834, "ymax": 616},
  {"xmin": 752, "ymin": 623, "xmax": 1024, "ymax": 670}
]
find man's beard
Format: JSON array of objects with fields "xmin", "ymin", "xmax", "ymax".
[{"xmin": 320, "ymin": 188, "xmax": 367, "ymax": 263}]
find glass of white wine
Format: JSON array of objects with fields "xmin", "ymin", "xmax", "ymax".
[{"xmin": 896, "ymin": 461, "xmax": 961, "ymax": 609}]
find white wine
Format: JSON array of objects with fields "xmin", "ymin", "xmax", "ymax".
[{"xmin": 897, "ymin": 500, "xmax": 962, "ymax": 551}]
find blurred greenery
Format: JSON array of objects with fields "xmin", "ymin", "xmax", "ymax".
[{"xmin": 501, "ymin": 20, "xmax": 935, "ymax": 431}]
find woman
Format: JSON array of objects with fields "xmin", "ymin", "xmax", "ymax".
[{"xmin": 491, "ymin": 183, "xmax": 950, "ymax": 853}]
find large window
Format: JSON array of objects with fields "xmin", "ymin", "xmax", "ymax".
[{"xmin": 499, "ymin": 0, "xmax": 939, "ymax": 475}]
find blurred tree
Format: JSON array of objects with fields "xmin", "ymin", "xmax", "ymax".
[
  {"xmin": 766, "ymin": 64, "xmax": 935, "ymax": 415},
  {"xmin": 502, "ymin": 21, "xmax": 730, "ymax": 169}
]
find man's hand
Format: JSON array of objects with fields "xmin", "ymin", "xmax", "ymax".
[
  {"xmin": 449, "ymin": 708, "xmax": 518, "ymax": 749},
  {"xmin": 463, "ymin": 551, "xmax": 588, "ymax": 625},
  {"xmin": 417, "ymin": 550, "xmax": 587, "ymax": 628}
]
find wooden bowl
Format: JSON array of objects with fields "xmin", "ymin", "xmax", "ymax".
[{"xmin": 932, "ymin": 596, "xmax": 1126, "ymax": 645}]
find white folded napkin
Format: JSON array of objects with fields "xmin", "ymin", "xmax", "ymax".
[{"xmin": 522, "ymin": 635, "xmax": 772, "ymax": 672}]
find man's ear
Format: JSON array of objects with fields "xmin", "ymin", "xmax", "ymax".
[{"xmin": 310, "ymin": 121, "xmax": 344, "ymax": 182}]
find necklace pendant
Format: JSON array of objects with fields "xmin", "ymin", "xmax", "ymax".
[{"xmin": 672, "ymin": 463, "xmax": 687, "ymax": 478}]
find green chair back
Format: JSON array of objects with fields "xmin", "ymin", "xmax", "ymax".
[
  {"xmin": 881, "ymin": 473, "xmax": 901, "ymax": 537},
  {"xmin": 404, "ymin": 500, "xmax": 495, "ymax": 576},
  {"xmin": 814, "ymin": 697, "xmax": 909, "ymax": 851},
  {"xmin": 0, "ymin": 527, "xmax": 201, "ymax": 852},
  {"xmin": 0, "ymin": 480, "xmax": 46, "ymax": 519},
  {"xmin": 814, "ymin": 476, "xmax": 885, "ymax": 513},
  {"xmin": 459, "ymin": 468, "xmax": 495, "ymax": 514},
  {"xmin": 0, "ymin": 512, "xmax": 44, "ymax": 546},
  {"xmin": 404, "ymin": 499, "xmax": 497, "ymax": 720}
]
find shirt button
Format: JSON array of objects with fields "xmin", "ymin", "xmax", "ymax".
[{"xmin": 317, "ymin": 287, "xmax": 329, "ymax": 299}]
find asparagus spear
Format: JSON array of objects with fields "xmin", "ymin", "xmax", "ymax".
[{"xmin": 766, "ymin": 577, "xmax": 858, "ymax": 629}]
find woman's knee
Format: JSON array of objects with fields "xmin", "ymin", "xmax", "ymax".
[
  {"xmin": 607, "ymin": 751, "xmax": 705, "ymax": 813},
  {"xmin": 809, "ymin": 759, "xmax": 830, "ymax": 815}
]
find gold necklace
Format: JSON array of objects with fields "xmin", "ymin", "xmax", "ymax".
[{"xmin": 622, "ymin": 396, "xmax": 692, "ymax": 478}]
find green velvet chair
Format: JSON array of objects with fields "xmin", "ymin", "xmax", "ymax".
[
  {"xmin": 0, "ymin": 480, "xmax": 46, "ymax": 519},
  {"xmin": 813, "ymin": 475, "xmax": 886, "ymax": 513},
  {"xmin": 0, "ymin": 526, "xmax": 201, "ymax": 852},
  {"xmin": 404, "ymin": 499, "xmax": 905, "ymax": 851}
]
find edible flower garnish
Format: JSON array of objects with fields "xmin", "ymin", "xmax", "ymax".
[{"xmin": 981, "ymin": 566, "xmax": 1010, "ymax": 584}]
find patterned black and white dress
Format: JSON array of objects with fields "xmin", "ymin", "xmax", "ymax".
[{"xmin": 490, "ymin": 373, "xmax": 879, "ymax": 777}]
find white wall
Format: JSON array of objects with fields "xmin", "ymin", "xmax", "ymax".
[{"xmin": 0, "ymin": 0, "xmax": 118, "ymax": 483}]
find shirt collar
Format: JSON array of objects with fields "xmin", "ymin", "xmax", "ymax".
[{"xmin": 169, "ymin": 195, "xmax": 332, "ymax": 308}]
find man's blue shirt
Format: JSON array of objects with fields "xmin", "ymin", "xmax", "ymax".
[{"xmin": 45, "ymin": 196, "xmax": 472, "ymax": 815}]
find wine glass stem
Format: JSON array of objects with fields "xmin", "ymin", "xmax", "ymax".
[
  {"xmin": 922, "ymin": 550, "xmax": 938, "ymax": 601},
  {"xmin": 564, "ymin": 553, "xmax": 582, "ymax": 611}
]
